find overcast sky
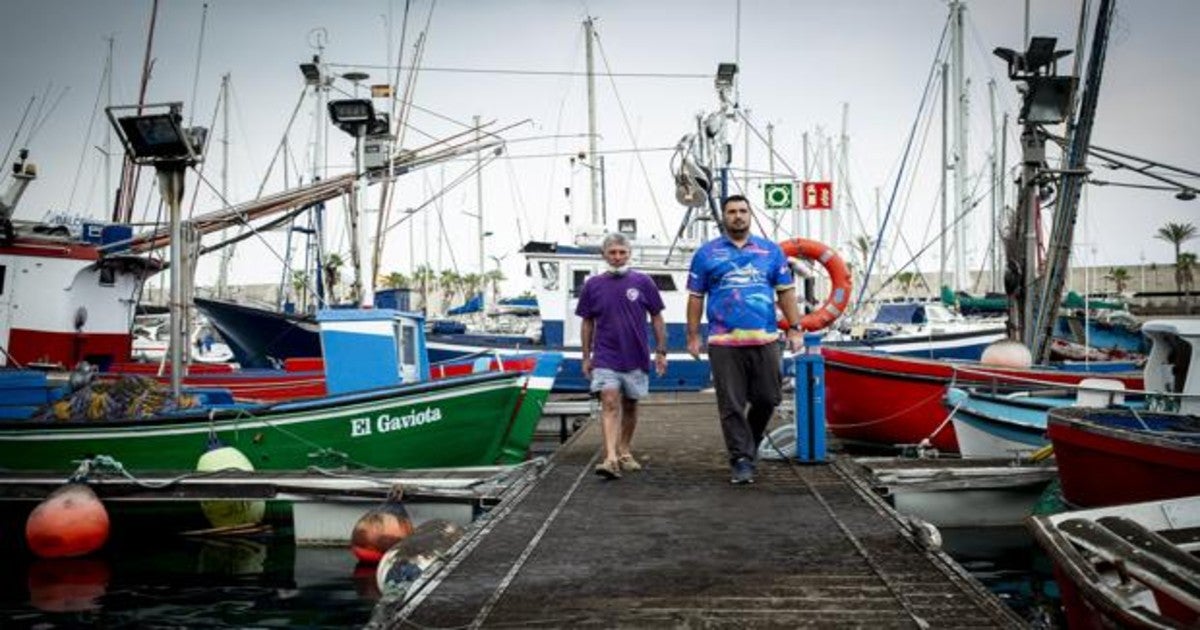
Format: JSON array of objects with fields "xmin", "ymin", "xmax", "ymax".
[{"xmin": 1, "ymin": 0, "xmax": 1196, "ymax": 293}]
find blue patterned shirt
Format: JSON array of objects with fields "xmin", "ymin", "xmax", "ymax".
[{"xmin": 686, "ymin": 234, "xmax": 793, "ymax": 346}]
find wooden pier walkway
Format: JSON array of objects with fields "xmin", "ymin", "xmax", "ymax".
[{"xmin": 381, "ymin": 392, "xmax": 1023, "ymax": 628}]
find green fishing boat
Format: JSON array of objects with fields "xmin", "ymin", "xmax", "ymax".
[{"xmin": 0, "ymin": 309, "xmax": 562, "ymax": 473}]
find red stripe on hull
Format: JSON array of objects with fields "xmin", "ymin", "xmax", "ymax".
[
  {"xmin": 1048, "ymin": 421, "xmax": 1200, "ymax": 508},
  {"xmin": 821, "ymin": 348, "xmax": 1143, "ymax": 453},
  {"xmin": 0, "ymin": 240, "xmax": 101, "ymax": 261},
  {"xmin": 7, "ymin": 329, "xmax": 131, "ymax": 369}
]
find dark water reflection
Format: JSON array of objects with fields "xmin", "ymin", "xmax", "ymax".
[
  {"xmin": 940, "ymin": 525, "xmax": 1064, "ymax": 629},
  {"xmin": 2, "ymin": 531, "xmax": 378, "ymax": 628}
]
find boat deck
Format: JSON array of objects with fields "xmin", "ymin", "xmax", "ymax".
[{"xmin": 379, "ymin": 392, "xmax": 1023, "ymax": 628}]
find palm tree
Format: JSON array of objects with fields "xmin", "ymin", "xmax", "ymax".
[
  {"xmin": 1104, "ymin": 267, "xmax": 1130, "ymax": 294},
  {"xmin": 323, "ymin": 253, "xmax": 345, "ymax": 304},
  {"xmin": 484, "ymin": 269, "xmax": 506, "ymax": 304},
  {"xmin": 439, "ymin": 270, "xmax": 460, "ymax": 312},
  {"xmin": 1180, "ymin": 252, "xmax": 1197, "ymax": 297},
  {"xmin": 413, "ymin": 264, "xmax": 435, "ymax": 313},
  {"xmin": 1155, "ymin": 222, "xmax": 1197, "ymax": 294},
  {"xmin": 290, "ymin": 271, "xmax": 309, "ymax": 311},
  {"xmin": 380, "ymin": 271, "xmax": 409, "ymax": 289},
  {"xmin": 895, "ymin": 271, "xmax": 918, "ymax": 296}
]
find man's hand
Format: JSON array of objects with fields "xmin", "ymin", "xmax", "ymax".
[
  {"xmin": 581, "ymin": 356, "xmax": 593, "ymax": 378},
  {"xmin": 654, "ymin": 353, "xmax": 668, "ymax": 377},
  {"xmin": 786, "ymin": 329, "xmax": 804, "ymax": 353},
  {"xmin": 686, "ymin": 334, "xmax": 702, "ymax": 360}
]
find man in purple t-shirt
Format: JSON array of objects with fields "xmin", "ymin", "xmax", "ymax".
[{"xmin": 576, "ymin": 233, "xmax": 667, "ymax": 480}]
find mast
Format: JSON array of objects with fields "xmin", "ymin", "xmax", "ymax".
[
  {"xmin": 950, "ymin": 0, "xmax": 969, "ymax": 292},
  {"xmin": 475, "ymin": 114, "xmax": 485, "ymax": 276},
  {"xmin": 114, "ymin": 0, "xmax": 159, "ymax": 222},
  {"xmin": 104, "ymin": 36, "xmax": 114, "ymax": 211},
  {"xmin": 215, "ymin": 74, "xmax": 232, "ymax": 297},
  {"xmin": 584, "ymin": 17, "xmax": 601, "ymax": 227},
  {"xmin": 1031, "ymin": 0, "xmax": 1116, "ymax": 361},
  {"xmin": 939, "ymin": 61, "xmax": 949, "ymax": 293}
]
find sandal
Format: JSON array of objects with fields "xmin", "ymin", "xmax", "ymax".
[
  {"xmin": 617, "ymin": 454, "xmax": 642, "ymax": 472},
  {"xmin": 594, "ymin": 459, "xmax": 621, "ymax": 480}
]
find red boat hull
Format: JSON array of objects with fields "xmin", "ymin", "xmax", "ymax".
[
  {"xmin": 1047, "ymin": 408, "xmax": 1200, "ymax": 508},
  {"xmin": 822, "ymin": 348, "xmax": 1144, "ymax": 453},
  {"xmin": 106, "ymin": 356, "xmax": 538, "ymax": 403}
]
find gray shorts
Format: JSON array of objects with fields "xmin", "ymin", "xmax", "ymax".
[{"xmin": 590, "ymin": 368, "xmax": 649, "ymax": 400}]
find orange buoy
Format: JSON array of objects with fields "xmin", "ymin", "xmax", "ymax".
[
  {"xmin": 350, "ymin": 494, "xmax": 414, "ymax": 564},
  {"xmin": 25, "ymin": 483, "xmax": 110, "ymax": 559},
  {"xmin": 27, "ymin": 557, "xmax": 111, "ymax": 612},
  {"xmin": 776, "ymin": 237, "xmax": 853, "ymax": 332}
]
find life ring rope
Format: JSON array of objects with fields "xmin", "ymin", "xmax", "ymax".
[{"xmin": 777, "ymin": 237, "xmax": 852, "ymax": 332}]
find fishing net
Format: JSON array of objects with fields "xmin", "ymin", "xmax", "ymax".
[{"xmin": 40, "ymin": 375, "xmax": 199, "ymax": 422}]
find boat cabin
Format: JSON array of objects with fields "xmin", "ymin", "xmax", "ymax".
[
  {"xmin": 1142, "ymin": 319, "xmax": 1198, "ymax": 414},
  {"xmin": 317, "ymin": 309, "xmax": 429, "ymax": 395},
  {"xmin": 521, "ymin": 240, "xmax": 694, "ymax": 349}
]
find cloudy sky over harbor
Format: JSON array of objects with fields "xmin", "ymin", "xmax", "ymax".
[{"xmin": 1, "ymin": 0, "xmax": 1196, "ymax": 292}]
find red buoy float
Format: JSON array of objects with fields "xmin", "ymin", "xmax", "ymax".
[
  {"xmin": 25, "ymin": 483, "xmax": 110, "ymax": 559},
  {"xmin": 776, "ymin": 237, "xmax": 853, "ymax": 332},
  {"xmin": 350, "ymin": 493, "xmax": 414, "ymax": 564}
]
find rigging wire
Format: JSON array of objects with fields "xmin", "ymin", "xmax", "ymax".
[
  {"xmin": 66, "ymin": 58, "xmax": 111, "ymax": 213},
  {"xmin": 854, "ymin": 15, "xmax": 951, "ymax": 314},
  {"xmin": 593, "ymin": 29, "xmax": 670, "ymax": 240},
  {"xmin": 0, "ymin": 96, "xmax": 35, "ymax": 190},
  {"xmin": 186, "ymin": 3, "xmax": 209, "ymax": 127},
  {"xmin": 324, "ymin": 61, "xmax": 711, "ymax": 80}
]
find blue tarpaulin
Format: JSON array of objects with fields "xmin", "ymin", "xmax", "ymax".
[{"xmin": 447, "ymin": 292, "xmax": 484, "ymax": 316}]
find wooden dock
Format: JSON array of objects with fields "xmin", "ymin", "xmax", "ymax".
[{"xmin": 378, "ymin": 392, "xmax": 1024, "ymax": 628}]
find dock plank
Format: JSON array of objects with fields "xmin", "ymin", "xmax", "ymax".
[{"xmin": 390, "ymin": 393, "xmax": 1022, "ymax": 628}]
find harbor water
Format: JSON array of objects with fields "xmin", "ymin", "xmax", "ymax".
[{"xmin": 0, "ymin": 494, "xmax": 1069, "ymax": 628}]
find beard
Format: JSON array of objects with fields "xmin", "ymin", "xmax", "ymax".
[
  {"xmin": 725, "ymin": 223, "xmax": 749, "ymax": 239},
  {"xmin": 608, "ymin": 264, "xmax": 631, "ymax": 276}
]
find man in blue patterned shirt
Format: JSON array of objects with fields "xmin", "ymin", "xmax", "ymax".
[{"xmin": 686, "ymin": 195, "xmax": 804, "ymax": 484}]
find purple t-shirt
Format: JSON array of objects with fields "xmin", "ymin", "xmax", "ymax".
[{"xmin": 574, "ymin": 270, "xmax": 665, "ymax": 373}]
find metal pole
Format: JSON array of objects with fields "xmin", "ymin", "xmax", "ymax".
[
  {"xmin": 802, "ymin": 132, "xmax": 810, "ymax": 237},
  {"xmin": 599, "ymin": 155, "xmax": 607, "ymax": 227},
  {"xmin": 475, "ymin": 114, "xmax": 485, "ymax": 275},
  {"xmin": 951, "ymin": 0, "xmax": 969, "ymax": 292},
  {"xmin": 216, "ymin": 74, "xmax": 232, "ymax": 297},
  {"xmin": 939, "ymin": 62, "xmax": 949, "ymax": 295},
  {"xmin": 1020, "ymin": 127, "xmax": 1042, "ymax": 347},
  {"xmin": 584, "ymin": 17, "xmax": 601, "ymax": 226},
  {"xmin": 767, "ymin": 122, "xmax": 776, "ymax": 239},
  {"xmin": 347, "ymin": 129, "xmax": 365, "ymax": 305},
  {"xmin": 158, "ymin": 167, "xmax": 185, "ymax": 397}
]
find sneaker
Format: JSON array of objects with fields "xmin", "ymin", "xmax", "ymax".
[
  {"xmin": 730, "ymin": 458, "xmax": 755, "ymax": 485},
  {"xmin": 617, "ymin": 453, "xmax": 642, "ymax": 472},
  {"xmin": 594, "ymin": 459, "xmax": 621, "ymax": 480}
]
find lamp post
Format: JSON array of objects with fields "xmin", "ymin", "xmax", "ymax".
[
  {"xmin": 106, "ymin": 102, "xmax": 206, "ymax": 397},
  {"xmin": 328, "ymin": 97, "xmax": 380, "ymax": 306}
]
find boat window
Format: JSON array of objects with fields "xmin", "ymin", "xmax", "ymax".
[
  {"xmin": 0, "ymin": 264, "xmax": 5, "ymax": 295},
  {"xmin": 649, "ymin": 274, "xmax": 677, "ymax": 291},
  {"xmin": 99, "ymin": 266, "xmax": 116, "ymax": 287},
  {"xmin": 400, "ymin": 323, "xmax": 417, "ymax": 368},
  {"xmin": 538, "ymin": 261, "xmax": 558, "ymax": 290},
  {"xmin": 571, "ymin": 269, "xmax": 591, "ymax": 298}
]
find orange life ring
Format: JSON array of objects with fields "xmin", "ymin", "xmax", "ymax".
[{"xmin": 776, "ymin": 237, "xmax": 852, "ymax": 332}]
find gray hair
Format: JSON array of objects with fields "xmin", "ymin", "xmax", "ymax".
[{"xmin": 600, "ymin": 232, "xmax": 631, "ymax": 251}]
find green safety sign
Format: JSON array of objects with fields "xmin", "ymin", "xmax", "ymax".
[{"xmin": 764, "ymin": 182, "xmax": 793, "ymax": 210}]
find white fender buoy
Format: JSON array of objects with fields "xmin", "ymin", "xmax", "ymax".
[{"xmin": 197, "ymin": 442, "xmax": 266, "ymax": 529}]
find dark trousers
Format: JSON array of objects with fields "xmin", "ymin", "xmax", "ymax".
[{"xmin": 708, "ymin": 343, "xmax": 782, "ymax": 465}]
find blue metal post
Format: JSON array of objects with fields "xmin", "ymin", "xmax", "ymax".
[{"xmin": 793, "ymin": 332, "xmax": 827, "ymax": 463}]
